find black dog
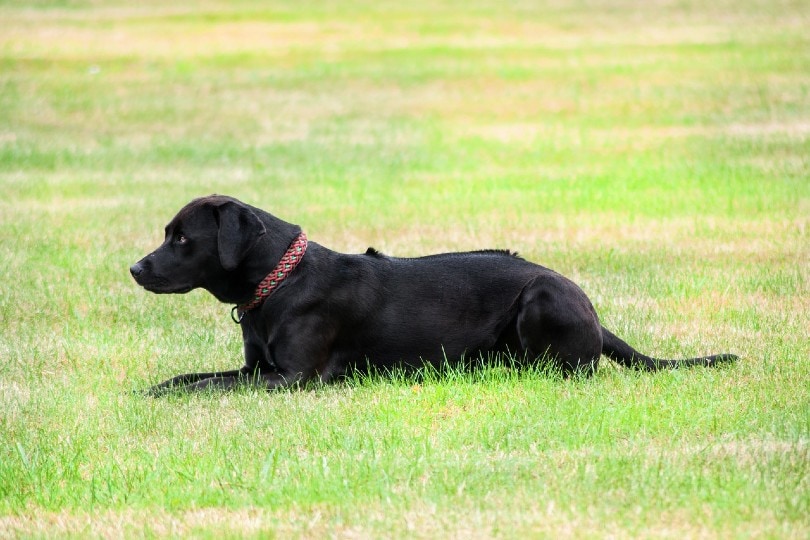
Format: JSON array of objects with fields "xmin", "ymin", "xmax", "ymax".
[{"xmin": 130, "ymin": 195, "xmax": 737, "ymax": 393}]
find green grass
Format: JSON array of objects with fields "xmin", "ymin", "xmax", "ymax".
[{"xmin": 1, "ymin": 0, "xmax": 808, "ymax": 537}]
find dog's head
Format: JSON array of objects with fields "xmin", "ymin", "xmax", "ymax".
[{"xmin": 130, "ymin": 195, "xmax": 267, "ymax": 299}]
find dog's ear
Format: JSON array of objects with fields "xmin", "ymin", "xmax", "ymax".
[{"xmin": 215, "ymin": 201, "xmax": 267, "ymax": 271}]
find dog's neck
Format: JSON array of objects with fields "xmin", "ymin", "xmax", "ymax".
[
  {"xmin": 204, "ymin": 209, "xmax": 304, "ymax": 306},
  {"xmin": 231, "ymin": 232, "xmax": 308, "ymax": 323}
]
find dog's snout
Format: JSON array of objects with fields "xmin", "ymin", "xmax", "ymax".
[{"xmin": 130, "ymin": 261, "xmax": 144, "ymax": 278}]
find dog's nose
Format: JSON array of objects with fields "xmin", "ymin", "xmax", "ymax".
[{"xmin": 130, "ymin": 262, "xmax": 143, "ymax": 278}]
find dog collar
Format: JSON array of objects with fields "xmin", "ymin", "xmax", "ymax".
[{"xmin": 231, "ymin": 232, "xmax": 308, "ymax": 324}]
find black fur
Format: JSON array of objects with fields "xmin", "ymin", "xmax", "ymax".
[{"xmin": 130, "ymin": 195, "xmax": 738, "ymax": 394}]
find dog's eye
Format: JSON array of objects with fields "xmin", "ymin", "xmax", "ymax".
[{"xmin": 176, "ymin": 235, "xmax": 188, "ymax": 244}]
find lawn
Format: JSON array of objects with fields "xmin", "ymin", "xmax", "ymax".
[{"xmin": 1, "ymin": 0, "xmax": 808, "ymax": 537}]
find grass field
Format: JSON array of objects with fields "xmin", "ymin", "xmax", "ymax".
[{"xmin": 1, "ymin": 0, "xmax": 809, "ymax": 537}]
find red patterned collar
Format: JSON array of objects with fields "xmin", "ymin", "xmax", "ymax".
[{"xmin": 231, "ymin": 232, "xmax": 308, "ymax": 323}]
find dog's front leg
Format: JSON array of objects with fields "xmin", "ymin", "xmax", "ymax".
[
  {"xmin": 145, "ymin": 369, "xmax": 245, "ymax": 395},
  {"xmin": 181, "ymin": 371, "xmax": 305, "ymax": 392},
  {"xmin": 176, "ymin": 315, "xmax": 335, "ymax": 393}
]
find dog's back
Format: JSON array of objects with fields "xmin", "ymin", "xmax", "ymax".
[{"xmin": 327, "ymin": 247, "xmax": 556, "ymax": 367}]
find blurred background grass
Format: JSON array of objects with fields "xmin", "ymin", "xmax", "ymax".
[{"xmin": 2, "ymin": 0, "xmax": 806, "ymax": 367}]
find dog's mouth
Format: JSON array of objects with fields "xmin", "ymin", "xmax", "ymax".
[
  {"xmin": 147, "ymin": 284, "xmax": 193, "ymax": 294},
  {"xmin": 136, "ymin": 276, "xmax": 194, "ymax": 295},
  {"xmin": 143, "ymin": 283, "xmax": 194, "ymax": 295}
]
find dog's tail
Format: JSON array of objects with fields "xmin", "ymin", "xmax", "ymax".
[{"xmin": 601, "ymin": 326, "xmax": 738, "ymax": 370}]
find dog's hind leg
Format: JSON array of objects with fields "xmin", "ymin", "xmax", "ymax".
[{"xmin": 516, "ymin": 274, "xmax": 603, "ymax": 376}]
